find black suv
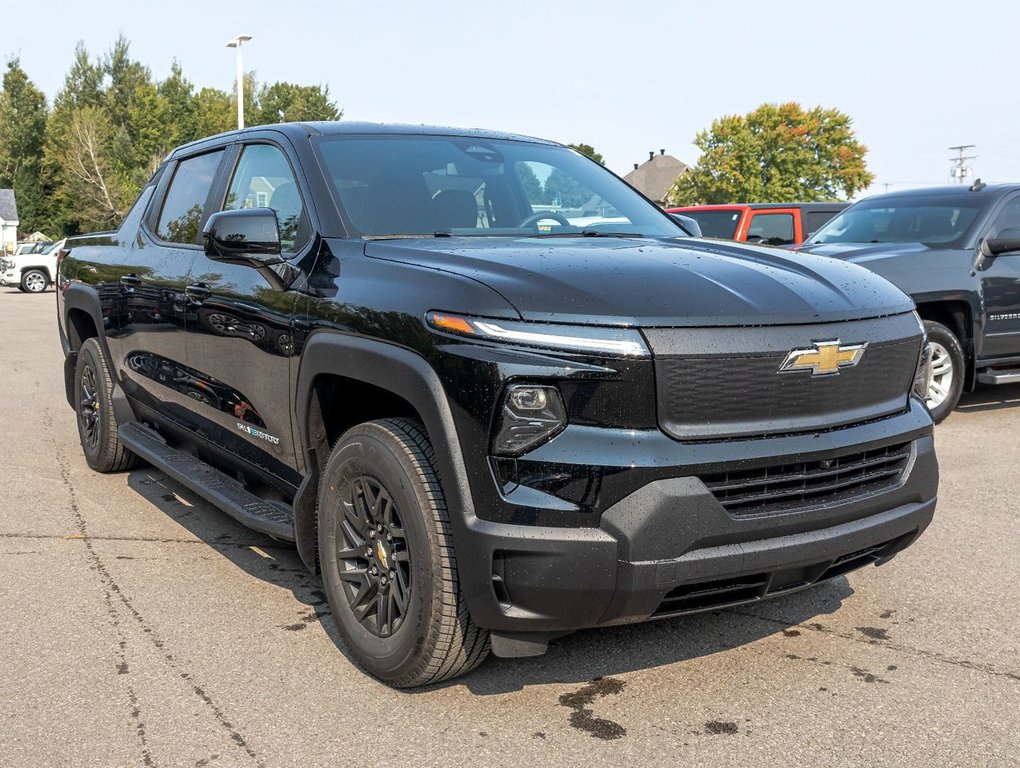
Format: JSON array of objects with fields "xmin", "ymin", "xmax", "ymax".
[
  {"xmin": 798, "ymin": 182, "xmax": 1020, "ymax": 421},
  {"xmin": 57, "ymin": 123, "xmax": 938, "ymax": 687}
]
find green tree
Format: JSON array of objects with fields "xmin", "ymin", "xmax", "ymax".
[
  {"xmin": 568, "ymin": 143, "xmax": 604, "ymax": 165},
  {"xmin": 0, "ymin": 59, "xmax": 49, "ymax": 233},
  {"xmin": 517, "ymin": 162, "xmax": 546, "ymax": 204},
  {"xmin": 667, "ymin": 102, "xmax": 873, "ymax": 205},
  {"xmin": 254, "ymin": 81, "xmax": 341, "ymax": 125}
]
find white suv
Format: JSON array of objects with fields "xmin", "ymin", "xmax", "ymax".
[{"xmin": 0, "ymin": 240, "xmax": 64, "ymax": 293}]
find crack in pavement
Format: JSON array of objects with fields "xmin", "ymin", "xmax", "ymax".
[
  {"xmin": 728, "ymin": 608, "xmax": 1020, "ymax": 682},
  {"xmin": 52, "ymin": 434, "xmax": 267, "ymax": 768},
  {"xmin": 0, "ymin": 531, "xmax": 293, "ymax": 550}
]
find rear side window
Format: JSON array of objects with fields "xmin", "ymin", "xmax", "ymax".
[
  {"xmin": 806, "ymin": 210, "xmax": 839, "ymax": 236},
  {"xmin": 747, "ymin": 212, "xmax": 795, "ymax": 245},
  {"xmin": 157, "ymin": 151, "xmax": 224, "ymax": 244}
]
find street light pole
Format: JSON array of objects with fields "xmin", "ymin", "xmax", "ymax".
[{"xmin": 226, "ymin": 34, "xmax": 254, "ymax": 130}]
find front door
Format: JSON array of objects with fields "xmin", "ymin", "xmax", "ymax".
[
  {"xmin": 182, "ymin": 142, "xmax": 310, "ymax": 491},
  {"xmin": 980, "ymin": 194, "xmax": 1020, "ymax": 359}
]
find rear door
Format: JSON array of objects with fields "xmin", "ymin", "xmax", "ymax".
[
  {"xmin": 181, "ymin": 140, "xmax": 312, "ymax": 491},
  {"xmin": 113, "ymin": 148, "xmax": 226, "ymax": 427},
  {"xmin": 980, "ymin": 193, "xmax": 1020, "ymax": 359}
]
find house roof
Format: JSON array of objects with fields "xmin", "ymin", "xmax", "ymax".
[
  {"xmin": 0, "ymin": 189, "xmax": 18, "ymax": 223},
  {"xmin": 623, "ymin": 152, "xmax": 690, "ymax": 204}
]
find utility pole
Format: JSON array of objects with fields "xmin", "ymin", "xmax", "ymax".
[
  {"xmin": 948, "ymin": 144, "xmax": 977, "ymax": 185},
  {"xmin": 226, "ymin": 35, "xmax": 254, "ymax": 130}
]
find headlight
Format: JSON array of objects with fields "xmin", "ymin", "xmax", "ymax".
[
  {"xmin": 426, "ymin": 311, "xmax": 649, "ymax": 357},
  {"xmin": 912, "ymin": 340, "xmax": 933, "ymax": 403},
  {"xmin": 493, "ymin": 383, "xmax": 567, "ymax": 456},
  {"xmin": 910, "ymin": 312, "xmax": 932, "ymax": 403}
]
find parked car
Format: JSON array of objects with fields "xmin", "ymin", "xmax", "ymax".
[
  {"xmin": 796, "ymin": 182, "xmax": 1020, "ymax": 422},
  {"xmin": 0, "ymin": 239, "xmax": 64, "ymax": 292},
  {"xmin": 13, "ymin": 240, "xmax": 52, "ymax": 256},
  {"xmin": 57, "ymin": 122, "xmax": 936, "ymax": 687},
  {"xmin": 666, "ymin": 203, "xmax": 848, "ymax": 245}
]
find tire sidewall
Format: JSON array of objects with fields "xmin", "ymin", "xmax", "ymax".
[
  {"xmin": 923, "ymin": 320, "xmax": 965, "ymax": 423},
  {"xmin": 318, "ymin": 427, "xmax": 437, "ymax": 682},
  {"xmin": 74, "ymin": 340, "xmax": 112, "ymax": 469}
]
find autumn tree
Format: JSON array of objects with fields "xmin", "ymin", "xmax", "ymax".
[
  {"xmin": 667, "ymin": 103, "xmax": 873, "ymax": 205},
  {"xmin": 0, "ymin": 60, "xmax": 50, "ymax": 233}
]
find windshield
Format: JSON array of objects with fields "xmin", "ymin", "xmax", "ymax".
[
  {"xmin": 313, "ymin": 135, "xmax": 682, "ymax": 238},
  {"xmin": 678, "ymin": 210, "xmax": 741, "ymax": 239},
  {"xmin": 807, "ymin": 193, "xmax": 984, "ymax": 247}
]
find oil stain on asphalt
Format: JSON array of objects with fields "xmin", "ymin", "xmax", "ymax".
[{"xmin": 558, "ymin": 676, "xmax": 627, "ymax": 740}]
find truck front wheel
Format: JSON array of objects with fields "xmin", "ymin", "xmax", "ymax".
[
  {"xmin": 923, "ymin": 320, "xmax": 965, "ymax": 423},
  {"xmin": 318, "ymin": 418, "xmax": 489, "ymax": 688}
]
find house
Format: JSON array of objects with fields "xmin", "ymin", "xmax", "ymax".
[
  {"xmin": 25, "ymin": 231, "xmax": 51, "ymax": 242},
  {"xmin": 0, "ymin": 189, "xmax": 19, "ymax": 255},
  {"xmin": 623, "ymin": 150, "xmax": 689, "ymax": 206}
]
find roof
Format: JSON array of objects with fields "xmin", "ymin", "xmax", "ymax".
[
  {"xmin": 861, "ymin": 183, "xmax": 1020, "ymax": 202},
  {"xmin": 669, "ymin": 202, "xmax": 849, "ymax": 212},
  {"xmin": 623, "ymin": 153, "xmax": 689, "ymax": 204},
  {"xmin": 172, "ymin": 121, "xmax": 560, "ymax": 158},
  {"xmin": 0, "ymin": 189, "xmax": 18, "ymax": 223}
]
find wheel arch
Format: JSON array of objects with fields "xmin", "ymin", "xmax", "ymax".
[
  {"xmin": 292, "ymin": 331, "xmax": 476, "ymax": 575},
  {"xmin": 914, "ymin": 298, "xmax": 977, "ymax": 390}
]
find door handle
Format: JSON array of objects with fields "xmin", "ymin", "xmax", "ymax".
[
  {"xmin": 119, "ymin": 274, "xmax": 141, "ymax": 287},
  {"xmin": 185, "ymin": 283, "xmax": 211, "ymax": 301}
]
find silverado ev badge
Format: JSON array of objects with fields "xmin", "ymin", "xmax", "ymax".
[{"xmin": 779, "ymin": 340, "xmax": 867, "ymax": 376}]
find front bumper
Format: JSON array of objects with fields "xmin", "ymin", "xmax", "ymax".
[{"xmin": 457, "ymin": 405, "xmax": 937, "ymax": 641}]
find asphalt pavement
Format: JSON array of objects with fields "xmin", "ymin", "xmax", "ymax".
[{"xmin": 0, "ymin": 288, "xmax": 1017, "ymax": 767}]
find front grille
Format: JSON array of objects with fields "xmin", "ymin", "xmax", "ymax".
[
  {"xmin": 702, "ymin": 441, "xmax": 912, "ymax": 517},
  {"xmin": 643, "ymin": 314, "xmax": 923, "ymax": 441}
]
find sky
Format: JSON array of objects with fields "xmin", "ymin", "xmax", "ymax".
[{"xmin": 3, "ymin": 0, "xmax": 1015, "ymax": 198}]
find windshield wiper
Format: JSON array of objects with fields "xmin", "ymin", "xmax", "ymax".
[{"xmin": 527, "ymin": 230, "xmax": 643, "ymax": 239}]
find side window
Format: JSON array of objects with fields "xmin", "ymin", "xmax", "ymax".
[
  {"xmin": 988, "ymin": 196, "xmax": 1020, "ymax": 238},
  {"xmin": 806, "ymin": 210, "xmax": 839, "ymax": 237},
  {"xmin": 747, "ymin": 212, "xmax": 795, "ymax": 245},
  {"xmin": 156, "ymin": 151, "xmax": 224, "ymax": 244},
  {"xmin": 225, "ymin": 144, "xmax": 308, "ymax": 253}
]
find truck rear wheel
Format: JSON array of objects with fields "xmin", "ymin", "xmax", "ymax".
[
  {"xmin": 21, "ymin": 269, "xmax": 48, "ymax": 293},
  {"xmin": 74, "ymin": 338, "xmax": 137, "ymax": 472},
  {"xmin": 318, "ymin": 418, "xmax": 489, "ymax": 688},
  {"xmin": 923, "ymin": 320, "xmax": 964, "ymax": 423}
]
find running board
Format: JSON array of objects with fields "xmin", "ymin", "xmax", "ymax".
[
  {"xmin": 977, "ymin": 369, "xmax": 1020, "ymax": 385},
  {"xmin": 118, "ymin": 421, "xmax": 296, "ymax": 541}
]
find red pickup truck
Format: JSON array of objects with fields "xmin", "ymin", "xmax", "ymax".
[{"xmin": 666, "ymin": 203, "xmax": 847, "ymax": 245}]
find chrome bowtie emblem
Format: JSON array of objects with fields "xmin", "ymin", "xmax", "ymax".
[{"xmin": 779, "ymin": 340, "xmax": 867, "ymax": 376}]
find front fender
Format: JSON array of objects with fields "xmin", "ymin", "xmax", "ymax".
[{"xmin": 292, "ymin": 331, "xmax": 478, "ymax": 575}]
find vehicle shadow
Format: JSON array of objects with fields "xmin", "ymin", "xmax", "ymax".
[
  {"xmin": 125, "ymin": 465, "xmax": 853, "ymax": 694},
  {"xmin": 953, "ymin": 381, "xmax": 1020, "ymax": 414}
]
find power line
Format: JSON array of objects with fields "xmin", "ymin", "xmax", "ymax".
[{"xmin": 948, "ymin": 144, "xmax": 977, "ymax": 184}]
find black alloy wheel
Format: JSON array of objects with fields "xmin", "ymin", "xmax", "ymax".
[
  {"xmin": 78, "ymin": 362, "xmax": 101, "ymax": 451},
  {"xmin": 335, "ymin": 475, "xmax": 412, "ymax": 637}
]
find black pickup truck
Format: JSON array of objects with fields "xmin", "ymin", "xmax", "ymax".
[
  {"xmin": 56, "ymin": 123, "xmax": 938, "ymax": 687},
  {"xmin": 798, "ymin": 182, "xmax": 1020, "ymax": 422}
]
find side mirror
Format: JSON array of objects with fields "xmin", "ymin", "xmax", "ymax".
[
  {"xmin": 203, "ymin": 208, "xmax": 282, "ymax": 266},
  {"xmin": 670, "ymin": 213, "xmax": 702, "ymax": 237},
  {"xmin": 975, "ymin": 231, "xmax": 1020, "ymax": 272}
]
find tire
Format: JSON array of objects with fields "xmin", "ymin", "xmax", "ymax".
[
  {"xmin": 20, "ymin": 269, "xmax": 48, "ymax": 293},
  {"xmin": 923, "ymin": 320, "xmax": 965, "ymax": 424},
  {"xmin": 318, "ymin": 418, "xmax": 489, "ymax": 687},
  {"xmin": 74, "ymin": 338, "xmax": 137, "ymax": 472}
]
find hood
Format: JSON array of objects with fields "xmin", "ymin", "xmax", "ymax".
[
  {"xmin": 800, "ymin": 241, "xmax": 934, "ymax": 262},
  {"xmin": 365, "ymin": 237, "xmax": 914, "ymax": 327}
]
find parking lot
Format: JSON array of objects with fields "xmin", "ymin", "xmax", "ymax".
[{"xmin": 0, "ymin": 288, "xmax": 1017, "ymax": 767}]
